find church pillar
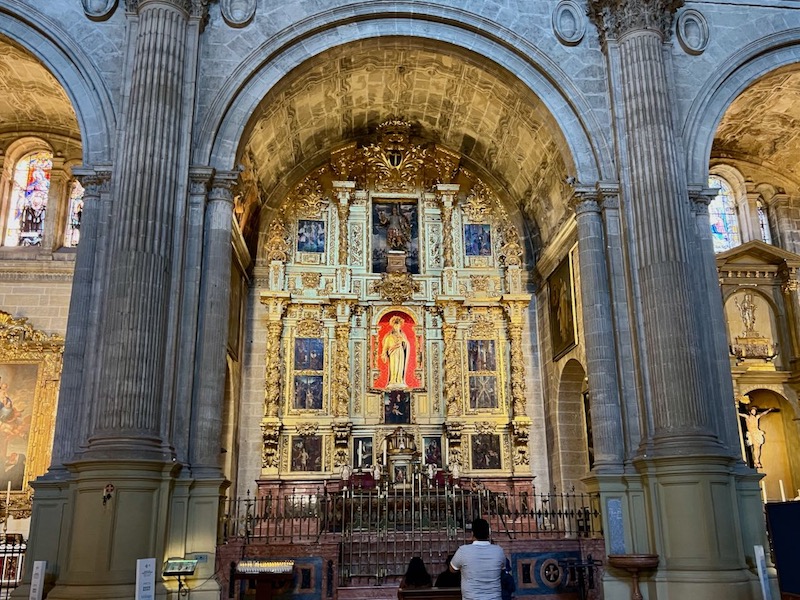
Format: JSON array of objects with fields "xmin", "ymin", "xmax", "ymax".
[
  {"xmin": 688, "ymin": 185, "xmax": 740, "ymax": 458},
  {"xmin": 571, "ymin": 187, "xmax": 624, "ymax": 471},
  {"xmin": 49, "ymin": 168, "xmax": 110, "ymax": 472},
  {"xmin": 41, "ymin": 158, "xmax": 69, "ymax": 252},
  {"xmin": 588, "ymin": 1, "xmax": 765, "ymax": 597}
]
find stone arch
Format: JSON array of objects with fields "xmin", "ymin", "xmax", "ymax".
[
  {"xmin": 683, "ymin": 29, "xmax": 800, "ymax": 184},
  {"xmin": 550, "ymin": 358, "xmax": 589, "ymax": 491},
  {"xmin": 197, "ymin": 8, "xmax": 612, "ymax": 184},
  {"xmin": 0, "ymin": 6, "xmax": 116, "ymax": 166}
]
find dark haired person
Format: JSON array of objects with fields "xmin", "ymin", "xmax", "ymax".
[
  {"xmin": 401, "ymin": 556, "xmax": 432, "ymax": 589},
  {"xmin": 449, "ymin": 518, "xmax": 507, "ymax": 600}
]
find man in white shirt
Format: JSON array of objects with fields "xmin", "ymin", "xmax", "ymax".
[{"xmin": 450, "ymin": 518, "xmax": 507, "ymax": 600}]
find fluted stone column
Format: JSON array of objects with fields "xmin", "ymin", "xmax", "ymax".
[
  {"xmin": 189, "ymin": 171, "xmax": 238, "ymax": 473},
  {"xmin": 48, "ymin": 168, "xmax": 109, "ymax": 472},
  {"xmin": 689, "ymin": 185, "xmax": 740, "ymax": 458},
  {"xmin": 86, "ymin": 0, "xmax": 193, "ymax": 458},
  {"xmin": 572, "ymin": 188, "xmax": 624, "ymax": 470},
  {"xmin": 41, "ymin": 158, "xmax": 69, "ymax": 252},
  {"xmin": 589, "ymin": 0, "xmax": 717, "ymax": 454}
]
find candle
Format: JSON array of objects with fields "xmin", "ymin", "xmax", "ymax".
[
  {"xmin": 383, "ymin": 440, "xmax": 387, "ymax": 466},
  {"xmin": 780, "ymin": 480, "xmax": 787, "ymax": 502},
  {"xmin": 761, "ymin": 481, "xmax": 767, "ymax": 504},
  {"xmin": 5, "ymin": 482, "xmax": 10, "ymax": 514}
]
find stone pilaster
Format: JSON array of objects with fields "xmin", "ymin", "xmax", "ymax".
[
  {"xmin": 571, "ymin": 187, "xmax": 624, "ymax": 470},
  {"xmin": 766, "ymin": 193, "xmax": 795, "ymax": 253},
  {"xmin": 171, "ymin": 166, "xmax": 214, "ymax": 462},
  {"xmin": 780, "ymin": 272, "xmax": 800, "ymax": 365},
  {"xmin": 49, "ymin": 168, "xmax": 110, "ymax": 473},
  {"xmin": 87, "ymin": 0, "xmax": 193, "ymax": 459},
  {"xmin": 688, "ymin": 185, "xmax": 740, "ymax": 458},
  {"xmin": 190, "ymin": 171, "xmax": 238, "ymax": 474}
]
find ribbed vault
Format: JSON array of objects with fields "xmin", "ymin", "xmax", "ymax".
[{"xmin": 241, "ymin": 38, "xmax": 575, "ymax": 249}]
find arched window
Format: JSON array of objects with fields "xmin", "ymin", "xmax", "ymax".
[
  {"xmin": 708, "ymin": 175, "xmax": 741, "ymax": 253},
  {"xmin": 64, "ymin": 180, "xmax": 84, "ymax": 247},
  {"xmin": 757, "ymin": 198, "xmax": 772, "ymax": 245},
  {"xmin": 3, "ymin": 151, "xmax": 52, "ymax": 247}
]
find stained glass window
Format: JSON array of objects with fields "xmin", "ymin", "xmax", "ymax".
[
  {"xmin": 757, "ymin": 198, "xmax": 772, "ymax": 245},
  {"xmin": 708, "ymin": 175, "xmax": 741, "ymax": 253},
  {"xmin": 64, "ymin": 180, "xmax": 84, "ymax": 247},
  {"xmin": 4, "ymin": 151, "xmax": 52, "ymax": 247}
]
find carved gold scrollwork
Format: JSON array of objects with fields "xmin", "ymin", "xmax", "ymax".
[
  {"xmin": 499, "ymin": 224, "xmax": 524, "ymax": 267},
  {"xmin": 0, "ymin": 311, "xmax": 64, "ymax": 513},
  {"xmin": 266, "ymin": 218, "xmax": 290, "ymax": 263},
  {"xmin": 442, "ymin": 322, "xmax": 462, "ymax": 417},
  {"xmin": 261, "ymin": 419, "xmax": 281, "ymax": 469},
  {"xmin": 296, "ymin": 318, "xmax": 323, "ymax": 338},
  {"xmin": 296, "ymin": 422, "xmax": 319, "ymax": 436},
  {"xmin": 293, "ymin": 171, "xmax": 328, "ymax": 217},
  {"xmin": 371, "ymin": 272, "xmax": 420, "ymax": 304},
  {"xmin": 474, "ymin": 421, "xmax": 496, "ymax": 434},
  {"xmin": 461, "ymin": 181, "xmax": 494, "ymax": 222},
  {"xmin": 332, "ymin": 421, "xmax": 352, "ymax": 468},
  {"xmin": 263, "ymin": 321, "xmax": 283, "ymax": 418},
  {"xmin": 333, "ymin": 322, "xmax": 351, "ymax": 417}
]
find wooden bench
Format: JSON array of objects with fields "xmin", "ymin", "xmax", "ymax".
[{"xmin": 397, "ymin": 587, "xmax": 461, "ymax": 600}]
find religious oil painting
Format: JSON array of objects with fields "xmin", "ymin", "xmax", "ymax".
[
  {"xmin": 467, "ymin": 340, "xmax": 496, "ymax": 372},
  {"xmin": 384, "ymin": 390, "xmax": 411, "ymax": 425},
  {"xmin": 291, "ymin": 435, "xmax": 323, "ymax": 472},
  {"xmin": 549, "ymin": 255, "xmax": 577, "ymax": 359},
  {"xmin": 393, "ymin": 464, "xmax": 409, "ymax": 485},
  {"xmin": 469, "ymin": 375, "xmax": 498, "ymax": 409},
  {"xmin": 353, "ymin": 437, "xmax": 373, "ymax": 469},
  {"xmin": 297, "ymin": 219, "xmax": 326, "ymax": 253},
  {"xmin": 464, "ymin": 224, "xmax": 492, "ymax": 256},
  {"xmin": 423, "ymin": 437, "xmax": 443, "ymax": 467},
  {"xmin": 295, "ymin": 338, "xmax": 324, "ymax": 371},
  {"xmin": 373, "ymin": 311, "xmax": 421, "ymax": 390},
  {"xmin": 472, "ymin": 434, "xmax": 502, "ymax": 470},
  {"xmin": 371, "ymin": 201, "xmax": 419, "ymax": 274},
  {"xmin": 0, "ymin": 364, "xmax": 36, "ymax": 491},
  {"xmin": 293, "ymin": 375, "xmax": 323, "ymax": 410}
]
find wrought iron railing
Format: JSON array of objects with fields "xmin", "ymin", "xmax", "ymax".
[
  {"xmin": 220, "ymin": 484, "xmax": 602, "ymax": 544},
  {"xmin": 0, "ymin": 535, "xmax": 26, "ymax": 598}
]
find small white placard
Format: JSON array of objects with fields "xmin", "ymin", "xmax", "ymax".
[
  {"xmin": 29, "ymin": 561, "xmax": 46, "ymax": 600},
  {"xmin": 135, "ymin": 558, "xmax": 156, "ymax": 600},
  {"xmin": 754, "ymin": 545, "xmax": 773, "ymax": 600}
]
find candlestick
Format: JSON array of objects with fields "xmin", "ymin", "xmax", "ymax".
[{"xmin": 780, "ymin": 480, "xmax": 786, "ymax": 502}]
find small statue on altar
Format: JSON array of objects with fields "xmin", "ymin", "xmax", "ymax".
[
  {"xmin": 450, "ymin": 461, "xmax": 461, "ymax": 482},
  {"xmin": 372, "ymin": 462, "xmax": 382, "ymax": 482},
  {"xmin": 340, "ymin": 463, "xmax": 352, "ymax": 484},
  {"xmin": 426, "ymin": 462, "xmax": 436, "ymax": 482}
]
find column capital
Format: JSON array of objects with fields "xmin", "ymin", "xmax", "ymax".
[
  {"xmin": 570, "ymin": 185, "xmax": 602, "ymax": 215},
  {"xmin": 125, "ymin": 0, "xmax": 208, "ymax": 17},
  {"xmin": 687, "ymin": 185, "xmax": 718, "ymax": 215},
  {"xmin": 72, "ymin": 166, "xmax": 112, "ymax": 197},
  {"xmin": 188, "ymin": 165, "xmax": 214, "ymax": 194},
  {"xmin": 208, "ymin": 170, "xmax": 239, "ymax": 204},
  {"xmin": 435, "ymin": 183, "xmax": 461, "ymax": 202},
  {"xmin": 588, "ymin": 0, "xmax": 683, "ymax": 42}
]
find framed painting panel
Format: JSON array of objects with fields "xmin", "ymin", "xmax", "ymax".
[
  {"xmin": 384, "ymin": 390, "xmax": 411, "ymax": 424},
  {"xmin": 549, "ymin": 254, "xmax": 577, "ymax": 359},
  {"xmin": 371, "ymin": 201, "xmax": 419, "ymax": 274},
  {"xmin": 423, "ymin": 436, "xmax": 443, "ymax": 467},
  {"xmin": 392, "ymin": 464, "xmax": 409, "ymax": 484},
  {"xmin": 293, "ymin": 375, "xmax": 323, "ymax": 410},
  {"xmin": 290, "ymin": 435, "xmax": 323, "ymax": 472},
  {"xmin": 471, "ymin": 434, "xmax": 502, "ymax": 470},
  {"xmin": 297, "ymin": 219, "xmax": 326, "ymax": 254},
  {"xmin": 295, "ymin": 338, "xmax": 324, "ymax": 371},
  {"xmin": 353, "ymin": 437, "xmax": 373, "ymax": 469},
  {"xmin": 0, "ymin": 311, "xmax": 63, "ymax": 513},
  {"xmin": 469, "ymin": 375, "xmax": 498, "ymax": 409},
  {"xmin": 467, "ymin": 339, "xmax": 496, "ymax": 372},
  {"xmin": 464, "ymin": 224, "xmax": 492, "ymax": 257}
]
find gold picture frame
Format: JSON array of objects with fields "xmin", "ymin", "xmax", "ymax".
[{"xmin": 0, "ymin": 311, "xmax": 63, "ymax": 517}]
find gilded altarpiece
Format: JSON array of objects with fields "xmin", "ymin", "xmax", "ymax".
[
  {"xmin": 256, "ymin": 120, "xmax": 531, "ymax": 493},
  {"xmin": 0, "ymin": 312, "xmax": 63, "ymax": 516}
]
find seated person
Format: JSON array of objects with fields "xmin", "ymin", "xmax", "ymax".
[
  {"xmin": 434, "ymin": 555, "xmax": 460, "ymax": 588},
  {"xmin": 401, "ymin": 557, "xmax": 432, "ymax": 589}
]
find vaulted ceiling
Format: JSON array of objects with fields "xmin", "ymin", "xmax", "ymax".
[
  {"xmin": 712, "ymin": 67, "xmax": 800, "ymax": 186},
  {"xmin": 242, "ymin": 39, "xmax": 574, "ymax": 248},
  {"xmin": 0, "ymin": 36, "xmax": 80, "ymax": 143}
]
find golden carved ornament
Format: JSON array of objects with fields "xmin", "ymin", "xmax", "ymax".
[
  {"xmin": 370, "ymin": 272, "xmax": 420, "ymax": 304},
  {"xmin": 330, "ymin": 142, "xmax": 359, "ymax": 180},
  {"xmin": 333, "ymin": 323, "xmax": 351, "ymax": 417},
  {"xmin": 474, "ymin": 421, "xmax": 496, "ymax": 434},
  {"xmin": 261, "ymin": 419, "xmax": 282, "ymax": 469},
  {"xmin": 296, "ymin": 423, "xmax": 319, "ymax": 436},
  {"xmin": 429, "ymin": 146, "xmax": 460, "ymax": 184},
  {"xmin": 470, "ymin": 275, "xmax": 490, "ymax": 293},
  {"xmin": 293, "ymin": 171, "xmax": 328, "ymax": 217},
  {"xmin": 266, "ymin": 218, "xmax": 290, "ymax": 263},
  {"xmin": 0, "ymin": 312, "xmax": 64, "ymax": 512},
  {"xmin": 499, "ymin": 224, "xmax": 524, "ymax": 267},
  {"xmin": 263, "ymin": 321, "xmax": 283, "ymax": 418},
  {"xmin": 301, "ymin": 272, "xmax": 321, "ymax": 289},
  {"xmin": 462, "ymin": 181, "xmax": 494, "ymax": 222},
  {"xmin": 469, "ymin": 317, "xmax": 496, "ymax": 338},
  {"xmin": 442, "ymin": 323, "xmax": 462, "ymax": 417},
  {"xmin": 296, "ymin": 318, "xmax": 323, "ymax": 338}
]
